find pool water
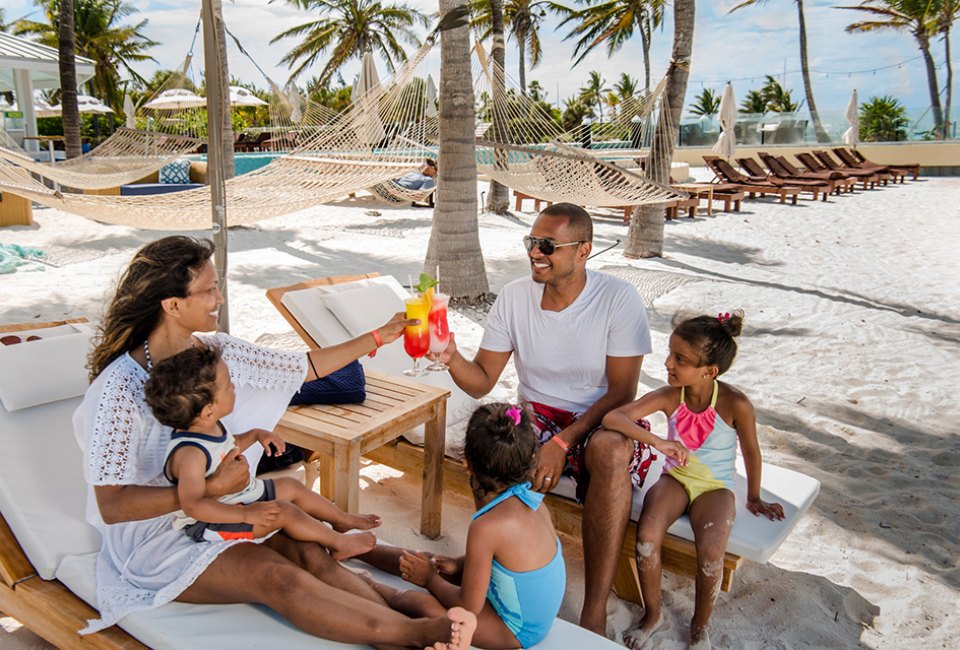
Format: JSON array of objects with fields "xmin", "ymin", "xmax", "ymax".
[{"xmin": 191, "ymin": 152, "xmax": 282, "ymax": 176}]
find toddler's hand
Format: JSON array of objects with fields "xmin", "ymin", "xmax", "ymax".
[
  {"xmin": 399, "ymin": 550, "xmax": 437, "ymax": 587},
  {"xmin": 655, "ymin": 439, "xmax": 690, "ymax": 466},
  {"xmin": 747, "ymin": 497, "xmax": 784, "ymax": 521},
  {"xmin": 243, "ymin": 502, "xmax": 282, "ymax": 527},
  {"xmin": 256, "ymin": 429, "xmax": 286, "ymax": 456}
]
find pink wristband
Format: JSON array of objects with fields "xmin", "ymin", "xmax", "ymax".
[
  {"xmin": 368, "ymin": 329, "xmax": 383, "ymax": 357},
  {"xmin": 550, "ymin": 435, "xmax": 570, "ymax": 452}
]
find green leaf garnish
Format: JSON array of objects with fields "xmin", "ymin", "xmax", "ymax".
[{"xmin": 414, "ymin": 272, "xmax": 439, "ymax": 294}]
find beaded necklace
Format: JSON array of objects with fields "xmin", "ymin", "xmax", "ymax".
[{"xmin": 143, "ymin": 339, "xmax": 153, "ymax": 371}]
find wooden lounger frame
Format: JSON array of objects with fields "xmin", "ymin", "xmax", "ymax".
[
  {"xmin": 0, "ymin": 319, "xmax": 147, "ymax": 649},
  {"xmin": 266, "ymin": 275, "xmax": 744, "ymax": 607}
]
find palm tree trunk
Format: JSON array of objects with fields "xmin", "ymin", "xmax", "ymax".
[
  {"xmin": 639, "ymin": 16, "xmax": 652, "ymax": 94},
  {"xmin": 625, "ymin": 0, "xmax": 693, "ymax": 259},
  {"xmin": 945, "ymin": 28, "xmax": 953, "ymax": 139},
  {"xmin": 58, "ymin": 0, "xmax": 82, "ymax": 159},
  {"xmin": 918, "ymin": 31, "xmax": 945, "ymax": 138},
  {"xmin": 485, "ymin": 0, "xmax": 511, "ymax": 214},
  {"xmin": 518, "ymin": 37, "xmax": 527, "ymax": 95},
  {"xmin": 797, "ymin": 0, "xmax": 829, "ymax": 142},
  {"xmin": 428, "ymin": 0, "xmax": 490, "ymax": 301},
  {"xmin": 214, "ymin": 1, "xmax": 235, "ymax": 179}
]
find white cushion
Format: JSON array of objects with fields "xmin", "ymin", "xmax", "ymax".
[
  {"xmin": 0, "ymin": 323, "xmax": 92, "ymax": 411},
  {"xmin": 57, "ymin": 552, "xmax": 622, "ymax": 649},
  {"xmin": 323, "ymin": 284, "xmax": 405, "ymax": 337},
  {"xmin": 0, "ymin": 395, "xmax": 101, "ymax": 578},
  {"xmin": 550, "ymin": 454, "xmax": 820, "ymax": 564}
]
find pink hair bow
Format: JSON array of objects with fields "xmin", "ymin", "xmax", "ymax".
[
  {"xmin": 505, "ymin": 406, "xmax": 522, "ymax": 426},
  {"xmin": 717, "ymin": 312, "xmax": 731, "ymax": 324}
]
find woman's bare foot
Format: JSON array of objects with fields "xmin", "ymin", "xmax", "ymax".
[
  {"xmin": 426, "ymin": 607, "xmax": 477, "ymax": 650},
  {"xmin": 688, "ymin": 626, "xmax": 711, "ymax": 650},
  {"xmin": 333, "ymin": 512, "xmax": 382, "ymax": 532},
  {"xmin": 331, "ymin": 531, "xmax": 377, "ymax": 560},
  {"xmin": 623, "ymin": 613, "xmax": 663, "ymax": 649}
]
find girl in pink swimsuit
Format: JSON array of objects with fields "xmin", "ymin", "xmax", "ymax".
[{"xmin": 603, "ymin": 311, "xmax": 784, "ymax": 650}]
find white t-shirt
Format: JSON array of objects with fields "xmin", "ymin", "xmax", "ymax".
[{"xmin": 481, "ymin": 270, "xmax": 651, "ymax": 413}]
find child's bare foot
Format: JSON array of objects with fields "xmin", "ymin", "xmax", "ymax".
[
  {"xmin": 331, "ymin": 531, "xmax": 377, "ymax": 560},
  {"xmin": 688, "ymin": 626, "xmax": 711, "ymax": 650},
  {"xmin": 623, "ymin": 613, "xmax": 663, "ymax": 649},
  {"xmin": 425, "ymin": 607, "xmax": 477, "ymax": 650},
  {"xmin": 333, "ymin": 512, "xmax": 382, "ymax": 532}
]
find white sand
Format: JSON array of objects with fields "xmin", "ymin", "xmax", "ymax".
[{"xmin": 1, "ymin": 174, "xmax": 958, "ymax": 648}]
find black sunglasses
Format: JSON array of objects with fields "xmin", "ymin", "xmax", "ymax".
[{"xmin": 523, "ymin": 235, "xmax": 585, "ymax": 256}]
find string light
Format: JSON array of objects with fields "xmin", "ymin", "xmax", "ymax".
[{"xmin": 685, "ymin": 54, "xmax": 933, "ymax": 85}]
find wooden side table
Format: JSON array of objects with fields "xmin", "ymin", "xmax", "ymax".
[
  {"xmin": 275, "ymin": 371, "xmax": 450, "ymax": 539},
  {"xmin": 673, "ymin": 183, "xmax": 715, "ymax": 216}
]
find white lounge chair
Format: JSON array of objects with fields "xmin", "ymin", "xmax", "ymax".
[
  {"xmin": 269, "ymin": 274, "xmax": 822, "ymax": 602},
  {"xmin": 0, "ymin": 319, "xmax": 620, "ymax": 649}
]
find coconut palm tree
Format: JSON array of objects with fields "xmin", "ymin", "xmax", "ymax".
[
  {"xmin": 471, "ymin": 0, "xmax": 560, "ymax": 94},
  {"xmin": 579, "ymin": 70, "xmax": 609, "ymax": 121},
  {"xmin": 859, "ymin": 94, "xmax": 910, "ymax": 141},
  {"xmin": 427, "ymin": 0, "xmax": 490, "ymax": 300},
  {"xmin": 730, "ymin": 1, "xmax": 829, "ymax": 142},
  {"xmin": 688, "ymin": 87, "xmax": 720, "ymax": 116},
  {"xmin": 625, "ymin": 0, "xmax": 693, "ymax": 258},
  {"xmin": 16, "ymin": 0, "xmax": 158, "ymax": 111},
  {"xmin": 739, "ymin": 88, "xmax": 768, "ymax": 113},
  {"xmin": 837, "ymin": 0, "xmax": 944, "ymax": 138},
  {"xmin": 58, "ymin": 0, "xmax": 82, "ymax": 159},
  {"xmin": 614, "ymin": 72, "xmax": 640, "ymax": 101},
  {"xmin": 271, "ymin": 0, "xmax": 430, "ymax": 86},
  {"xmin": 558, "ymin": 0, "xmax": 665, "ymax": 93},
  {"xmin": 761, "ymin": 75, "xmax": 799, "ymax": 112}
]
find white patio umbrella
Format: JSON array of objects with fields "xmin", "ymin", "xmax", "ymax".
[
  {"xmin": 143, "ymin": 88, "xmax": 207, "ymax": 110},
  {"xmin": 712, "ymin": 82, "xmax": 737, "ymax": 159},
  {"xmin": 842, "ymin": 89, "xmax": 859, "ymax": 146},
  {"xmin": 123, "ymin": 93, "xmax": 136, "ymax": 128},
  {"xmin": 352, "ymin": 51, "xmax": 386, "ymax": 146},
  {"xmin": 32, "ymin": 94, "xmax": 60, "ymax": 118},
  {"xmin": 75, "ymin": 94, "xmax": 113, "ymax": 114},
  {"xmin": 425, "ymin": 74, "xmax": 438, "ymax": 118},
  {"xmin": 229, "ymin": 85, "xmax": 267, "ymax": 107}
]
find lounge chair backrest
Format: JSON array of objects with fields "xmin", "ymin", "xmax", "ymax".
[
  {"xmin": 832, "ymin": 147, "xmax": 860, "ymax": 167},
  {"xmin": 795, "ymin": 152, "xmax": 824, "ymax": 172},
  {"xmin": 774, "ymin": 156, "xmax": 802, "ymax": 176},
  {"xmin": 705, "ymin": 156, "xmax": 749, "ymax": 184},
  {"xmin": 737, "ymin": 157, "xmax": 768, "ymax": 178},
  {"xmin": 0, "ymin": 322, "xmax": 102, "ymax": 579},
  {"xmin": 813, "ymin": 150, "xmax": 841, "ymax": 170},
  {"xmin": 756, "ymin": 151, "xmax": 792, "ymax": 176}
]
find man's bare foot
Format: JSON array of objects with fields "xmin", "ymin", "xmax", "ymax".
[
  {"xmin": 688, "ymin": 626, "xmax": 711, "ymax": 650},
  {"xmin": 333, "ymin": 512, "xmax": 382, "ymax": 532},
  {"xmin": 623, "ymin": 613, "xmax": 663, "ymax": 649},
  {"xmin": 425, "ymin": 607, "xmax": 477, "ymax": 650},
  {"xmin": 331, "ymin": 531, "xmax": 377, "ymax": 560}
]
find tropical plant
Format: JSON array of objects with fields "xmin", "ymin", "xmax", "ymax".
[
  {"xmin": 837, "ymin": 0, "xmax": 945, "ymax": 138},
  {"xmin": 688, "ymin": 87, "xmax": 720, "ymax": 116},
  {"xmin": 270, "ymin": 0, "xmax": 430, "ymax": 86},
  {"xmin": 15, "ymin": 0, "xmax": 158, "ymax": 112},
  {"xmin": 579, "ymin": 70, "xmax": 609, "ymax": 121},
  {"xmin": 626, "ymin": 0, "xmax": 693, "ymax": 258},
  {"xmin": 761, "ymin": 75, "xmax": 799, "ymax": 112},
  {"xmin": 739, "ymin": 88, "xmax": 768, "ymax": 113},
  {"xmin": 558, "ymin": 0, "xmax": 665, "ymax": 93},
  {"xmin": 471, "ymin": 0, "xmax": 561, "ymax": 94},
  {"xmin": 730, "ymin": 0, "xmax": 829, "ymax": 141},
  {"xmin": 561, "ymin": 96, "xmax": 589, "ymax": 130},
  {"xmin": 859, "ymin": 94, "xmax": 909, "ymax": 141},
  {"xmin": 527, "ymin": 79, "xmax": 547, "ymax": 102},
  {"xmin": 428, "ymin": 0, "xmax": 490, "ymax": 301},
  {"xmin": 613, "ymin": 72, "xmax": 640, "ymax": 101}
]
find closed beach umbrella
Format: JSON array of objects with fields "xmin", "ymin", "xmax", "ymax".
[
  {"xmin": 143, "ymin": 88, "xmax": 207, "ymax": 111},
  {"xmin": 712, "ymin": 82, "xmax": 737, "ymax": 159},
  {"xmin": 229, "ymin": 85, "xmax": 267, "ymax": 107},
  {"xmin": 842, "ymin": 89, "xmax": 859, "ymax": 146},
  {"xmin": 352, "ymin": 51, "xmax": 386, "ymax": 146},
  {"xmin": 124, "ymin": 94, "xmax": 136, "ymax": 128},
  {"xmin": 425, "ymin": 74, "xmax": 438, "ymax": 118}
]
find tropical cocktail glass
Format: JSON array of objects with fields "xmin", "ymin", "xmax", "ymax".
[
  {"xmin": 403, "ymin": 295, "xmax": 431, "ymax": 376},
  {"xmin": 427, "ymin": 292, "xmax": 450, "ymax": 371}
]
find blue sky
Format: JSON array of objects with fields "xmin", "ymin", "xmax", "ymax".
[{"xmin": 6, "ymin": 0, "xmax": 953, "ymax": 122}]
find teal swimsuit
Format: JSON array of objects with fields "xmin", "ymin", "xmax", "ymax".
[{"xmin": 472, "ymin": 483, "xmax": 566, "ymax": 648}]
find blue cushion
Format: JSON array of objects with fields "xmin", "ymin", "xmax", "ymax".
[
  {"xmin": 120, "ymin": 183, "xmax": 204, "ymax": 196},
  {"xmin": 158, "ymin": 158, "xmax": 192, "ymax": 184},
  {"xmin": 289, "ymin": 360, "xmax": 366, "ymax": 405}
]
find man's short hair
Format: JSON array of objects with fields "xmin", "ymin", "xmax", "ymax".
[
  {"xmin": 539, "ymin": 202, "xmax": 593, "ymax": 243},
  {"xmin": 425, "ymin": 158, "xmax": 437, "ymax": 170}
]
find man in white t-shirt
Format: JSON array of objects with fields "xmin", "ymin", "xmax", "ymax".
[{"xmin": 437, "ymin": 202, "xmax": 653, "ymax": 635}]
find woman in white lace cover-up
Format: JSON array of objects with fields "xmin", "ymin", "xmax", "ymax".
[{"xmin": 73, "ymin": 236, "xmax": 471, "ymax": 647}]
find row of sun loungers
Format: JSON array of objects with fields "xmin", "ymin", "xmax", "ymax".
[{"xmin": 703, "ymin": 147, "xmax": 920, "ymax": 210}]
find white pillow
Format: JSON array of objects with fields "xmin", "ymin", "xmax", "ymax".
[
  {"xmin": 0, "ymin": 323, "xmax": 92, "ymax": 412},
  {"xmin": 323, "ymin": 284, "xmax": 405, "ymax": 338}
]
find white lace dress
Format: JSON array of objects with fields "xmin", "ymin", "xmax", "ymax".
[{"xmin": 73, "ymin": 333, "xmax": 307, "ymax": 633}]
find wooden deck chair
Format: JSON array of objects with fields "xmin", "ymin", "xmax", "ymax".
[
  {"xmin": 832, "ymin": 147, "xmax": 912, "ymax": 182},
  {"xmin": 0, "ymin": 318, "xmax": 622, "ymax": 649},
  {"xmin": 758, "ymin": 152, "xmax": 855, "ymax": 194},
  {"xmin": 847, "ymin": 148, "xmax": 920, "ymax": 180},
  {"xmin": 267, "ymin": 274, "xmax": 822, "ymax": 607},
  {"xmin": 702, "ymin": 155, "xmax": 801, "ymax": 205},
  {"xmin": 813, "ymin": 150, "xmax": 891, "ymax": 185},
  {"xmin": 795, "ymin": 151, "xmax": 877, "ymax": 190},
  {"xmin": 749, "ymin": 153, "xmax": 838, "ymax": 199}
]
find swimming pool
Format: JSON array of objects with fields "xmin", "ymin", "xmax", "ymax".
[{"xmin": 191, "ymin": 152, "xmax": 283, "ymax": 176}]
